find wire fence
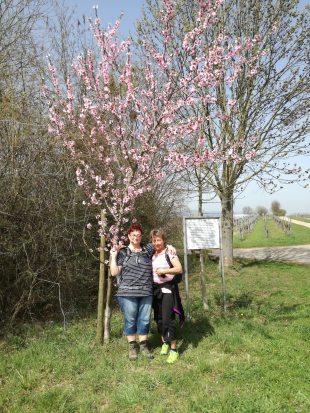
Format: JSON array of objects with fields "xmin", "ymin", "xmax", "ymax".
[
  {"xmin": 273, "ymin": 216, "xmax": 291, "ymax": 236},
  {"xmin": 234, "ymin": 214, "xmax": 258, "ymax": 241}
]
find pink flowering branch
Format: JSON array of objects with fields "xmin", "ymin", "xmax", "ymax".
[{"xmin": 43, "ymin": 1, "xmax": 275, "ymax": 252}]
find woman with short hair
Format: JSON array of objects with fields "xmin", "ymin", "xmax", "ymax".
[
  {"xmin": 110, "ymin": 224, "xmax": 176, "ymax": 361},
  {"xmin": 151, "ymin": 228, "xmax": 184, "ymax": 364}
]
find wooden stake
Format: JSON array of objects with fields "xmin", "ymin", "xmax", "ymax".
[
  {"xmin": 96, "ymin": 211, "xmax": 106, "ymax": 345},
  {"xmin": 104, "ymin": 263, "xmax": 113, "ymax": 344}
]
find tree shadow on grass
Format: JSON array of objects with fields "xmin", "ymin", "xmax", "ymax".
[
  {"xmin": 213, "ymin": 291, "xmax": 254, "ymax": 310},
  {"xmin": 236, "ymin": 258, "xmax": 293, "ymax": 269},
  {"xmin": 148, "ymin": 315, "xmax": 215, "ymax": 355},
  {"xmin": 266, "ymin": 303, "xmax": 310, "ymax": 322}
]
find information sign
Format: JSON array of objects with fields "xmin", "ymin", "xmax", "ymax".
[
  {"xmin": 186, "ymin": 219, "xmax": 220, "ymax": 249},
  {"xmin": 182, "ymin": 216, "xmax": 226, "ymax": 319}
]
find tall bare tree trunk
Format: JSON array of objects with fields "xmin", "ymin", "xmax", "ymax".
[
  {"xmin": 198, "ymin": 173, "xmax": 209, "ymax": 310},
  {"xmin": 96, "ymin": 211, "xmax": 106, "ymax": 345},
  {"xmin": 104, "ymin": 264, "xmax": 113, "ymax": 344},
  {"xmin": 220, "ymin": 190, "xmax": 234, "ymax": 267}
]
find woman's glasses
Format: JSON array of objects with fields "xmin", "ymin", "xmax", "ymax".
[{"xmin": 129, "ymin": 233, "xmax": 142, "ymax": 239}]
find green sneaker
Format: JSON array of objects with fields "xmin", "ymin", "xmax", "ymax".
[
  {"xmin": 160, "ymin": 343, "xmax": 169, "ymax": 355},
  {"xmin": 167, "ymin": 350, "xmax": 179, "ymax": 364}
]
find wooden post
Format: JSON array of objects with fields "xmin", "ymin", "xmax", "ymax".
[
  {"xmin": 191, "ymin": 250, "xmax": 198, "ymax": 261},
  {"xmin": 203, "ymin": 249, "xmax": 211, "ymax": 262},
  {"xmin": 219, "ymin": 218, "xmax": 227, "ymax": 312},
  {"xmin": 200, "ymin": 249, "xmax": 209, "ymax": 310},
  {"xmin": 96, "ymin": 211, "xmax": 106, "ymax": 345},
  {"xmin": 104, "ymin": 262, "xmax": 113, "ymax": 344}
]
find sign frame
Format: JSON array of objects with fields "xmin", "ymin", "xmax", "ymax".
[{"xmin": 182, "ymin": 216, "xmax": 227, "ymax": 319}]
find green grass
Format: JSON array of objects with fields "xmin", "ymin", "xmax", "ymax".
[
  {"xmin": 1, "ymin": 257, "xmax": 310, "ymax": 412},
  {"xmin": 289, "ymin": 216, "xmax": 310, "ymax": 224},
  {"xmin": 233, "ymin": 217, "xmax": 310, "ymax": 248}
]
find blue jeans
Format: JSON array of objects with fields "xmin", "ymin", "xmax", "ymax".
[{"xmin": 117, "ymin": 296, "xmax": 153, "ymax": 336}]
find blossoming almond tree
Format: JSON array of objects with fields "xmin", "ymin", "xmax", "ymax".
[{"xmin": 43, "ymin": 0, "xmax": 270, "ymax": 339}]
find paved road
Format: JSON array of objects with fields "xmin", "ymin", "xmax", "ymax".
[{"xmin": 232, "ymin": 244, "xmax": 310, "ymax": 265}]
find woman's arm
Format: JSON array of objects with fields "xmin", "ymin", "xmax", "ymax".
[
  {"xmin": 155, "ymin": 257, "xmax": 182, "ymax": 276},
  {"xmin": 110, "ymin": 247, "xmax": 122, "ymax": 276},
  {"xmin": 145, "ymin": 243, "xmax": 177, "ymax": 256}
]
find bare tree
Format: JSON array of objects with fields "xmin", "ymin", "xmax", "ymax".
[
  {"xmin": 242, "ymin": 206, "xmax": 254, "ymax": 215},
  {"xmin": 136, "ymin": 0, "xmax": 310, "ymax": 265},
  {"xmin": 256, "ymin": 205, "xmax": 268, "ymax": 216}
]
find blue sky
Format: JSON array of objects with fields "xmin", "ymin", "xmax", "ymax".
[
  {"xmin": 65, "ymin": 0, "xmax": 145, "ymax": 36},
  {"xmin": 65, "ymin": 0, "xmax": 310, "ymax": 215}
]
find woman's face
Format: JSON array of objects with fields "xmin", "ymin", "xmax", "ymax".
[
  {"xmin": 152, "ymin": 236, "xmax": 165, "ymax": 252},
  {"xmin": 128, "ymin": 230, "xmax": 142, "ymax": 244}
]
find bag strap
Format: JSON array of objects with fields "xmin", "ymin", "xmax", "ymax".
[
  {"xmin": 141, "ymin": 244, "xmax": 152, "ymax": 259},
  {"xmin": 122, "ymin": 247, "xmax": 132, "ymax": 267},
  {"xmin": 122, "ymin": 244, "xmax": 151, "ymax": 269},
  {"xmin": 164, "ymin": 248, "xmax": 182, "ymax": 283},
  {"xmin": 165, "ymin": 248, "xmax": 173, "ymax": 268}
]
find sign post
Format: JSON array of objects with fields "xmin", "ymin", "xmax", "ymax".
[
  {"xmin": 218, "ymin": 218, "xmax": 227, "ymax": 312},
  {"xmin": 183, "ymin": 216, "xmax": 226, "ymax": 319}
]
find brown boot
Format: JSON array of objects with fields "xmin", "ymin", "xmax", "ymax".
[
  {"xmin": 139, "ymin": 340, "xmax": 154, "ymax": 359},
  {"xmin": 129, "ymin": 341, "xmax": 138, "ymax": 361}
]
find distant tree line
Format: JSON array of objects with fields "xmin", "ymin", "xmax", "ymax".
[{"xmin": 242, "ymin": 200, "xmax": 286, "ymax": 216}]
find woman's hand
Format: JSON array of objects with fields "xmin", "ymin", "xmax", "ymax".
[
  {"xmin": 167, "ymin": 244, "xmax": 176, "ymax": 255},
  {"xmin": 155, "ymin": 268, "xmax": 165, "ymax": 276},
  {"xmin": 110, "ymin": 246, "xmax": 119, "ymax": 258},
  {"xmin": 110, "ymin": 246, "xmax": 122, "ymax": 276}
]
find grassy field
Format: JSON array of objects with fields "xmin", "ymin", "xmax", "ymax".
[
  {"xmin": 233, "ymin": 217, "xmax": 310, "ymax": 248},
  {"xmin": 1, "ymin": 256, "xmax": 310, "ymax": 413},
  {"xmin": 289, "ymin": 216, "xmax": 310, "ymax": 224}
]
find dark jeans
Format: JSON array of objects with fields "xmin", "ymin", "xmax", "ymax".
[{"xmin": 153, "ymin": 292, "xmax": 176, "ymax": 342}]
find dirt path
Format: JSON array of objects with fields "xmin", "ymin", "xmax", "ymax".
[{"xmin": 280, "ymin": 217, "xmax": 310, "ymax": 229}]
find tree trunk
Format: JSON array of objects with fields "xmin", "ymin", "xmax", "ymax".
[
  {"xmin": 96, "ymin": 211, "xmax": 106, "ymax": 345},
  {"xmin": 220, "ymin": 190, "xmax": 234, "ymax": 267},
  {"xmin": 104, "ymin": 264, "xmax": 113, "ymax": 344},
  {"xmin": 198, "ymin": 174, "xmax": 209, "ymax": 310}
]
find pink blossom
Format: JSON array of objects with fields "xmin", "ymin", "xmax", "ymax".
[{"xmin": 44, "ymin": 0, "xmax": 270, "ymax": 258}]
